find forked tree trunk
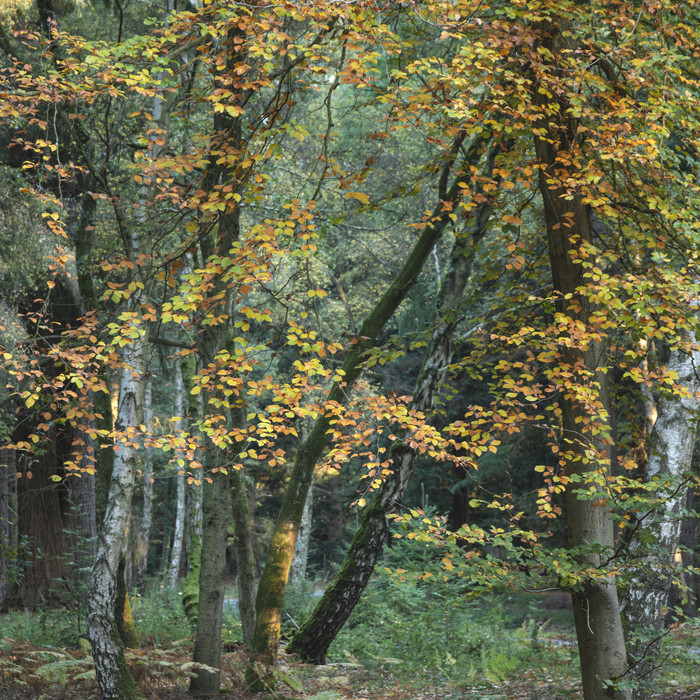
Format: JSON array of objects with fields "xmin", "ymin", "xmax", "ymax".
[
  {"xmin": 86, "ymin": 335, "xmax": 146, "ymax": 700},
  {"xmin": 624, "ymin": 337, "xmax": 700, "ymax": 698},
  {"xmin": 251, "ymin": 131, "xmax": 488, "ymax": 681},
  {"xmin": 532, "ymin": 29, "xmax": 630, "ymax": 694},
  {"xmin": 288, "ymin": 142, "xmax": 499, "ymax": 663},
  {"xmin": 168, "ymin": 359, "xmax": 187, "ymax": 588}
]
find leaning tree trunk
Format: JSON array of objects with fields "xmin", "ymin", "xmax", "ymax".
[
  {"xmin": 532, "ymin": 29, "xmax": 630, "ymax": 695},
  {"xmin": 86, "ymin": 333, "xmax": 146, "ymax": 700},
  {"xmin": 250, "ymin": 131, "xmax": 488, "ymax": 682},
  {"xmin": 623, "ymin": 336, "xmax": 700, "ymax": 698},
  {"xmin": 287, "ymin": 140, "xmax": 500, "ymax": 664}
]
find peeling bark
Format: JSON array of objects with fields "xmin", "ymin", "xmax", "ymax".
[
  {"xmin": 86, "ymin": 336, "xmax": 146, "ymax": 700},
  {"xmin": 134, "ymin": 374, "xmax": 153, "ymax": 589},
  {"xmin": 624, "ymin": 338, "xmax": 700, "ymax": 698}
]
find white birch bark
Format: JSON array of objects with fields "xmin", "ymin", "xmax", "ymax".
[
  {"xmin": 86, "ymin": 332, "xmax": 147, "ymax": 700},
  {"xmin": 624, "ymin": 336, "xmax": 700, "ymax": 698},
  {"xmin": 168, "ymin": 359, "xmax": 187, "ymax": 588},
  {"xmin": 135, "ymin": 374, "xmax": 153, "ymax": 587}
]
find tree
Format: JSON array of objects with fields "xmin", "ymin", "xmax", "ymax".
[{"xmin": 288, "ymin": 132, "xmax": 503, "ymax": 663}]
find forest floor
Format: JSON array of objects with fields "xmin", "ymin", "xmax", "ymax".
[
  {"xmin": 1, "ymin": 590, "xmax": 697, "ymax": 699},
  {"xmin": 0, "ymin": 637, "xmax": 698, "ymax": 700}
]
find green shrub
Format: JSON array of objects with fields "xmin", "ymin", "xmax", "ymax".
[
  {"xmin": 0, "ymin": 607, "xmax": 83, "ymax": 648},
  {"xmin": 129, "ymin": 587, "xmax": 190, "ymax": 646}
]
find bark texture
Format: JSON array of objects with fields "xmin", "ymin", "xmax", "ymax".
[
  {"xmin": 287, "ymin": 141, "xmax": 499, "ymax": 664},
  {"xmin": 135, "ymin": 374, "xmax": 154, "ymax": 588},
  {"xmin": 189, "ymin": 450, "xmax": 232, "ymax": 697},
  {"xmin": 289, "ymin": 483, "xmax": 313, "ymax": 587},
  {"xmin": 232, "ymin": 466, "xmax": 257, "ymax": 645},
  {"xmin": 624, "ymin": 339, "xmax": 700, "ymax": 698},
  {"xmin": 86, "ymin": 337, "xmax": 146, "ymax": 700}
]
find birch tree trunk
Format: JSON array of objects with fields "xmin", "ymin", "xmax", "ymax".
[
  {"xmin": 251, "ymin": 131, "xmax": 488, "ymax": 679},
  {"xmin": 86, "ymin": 334, "xmax": 146, "ymax": 700},
  {"xmin": 624, "ymin": 337, "xmax": 700, "ymax": 698},
  {"xmin": 168, "ymin": 359, "xmax": 187, "ymax": 588},
  {"xmin": 134, "ymin": 374, "xmax": 153, "ymax": 589},
  {"xmin": 287, "ymin": 141, "xmax": 499, "ymax": 664}
]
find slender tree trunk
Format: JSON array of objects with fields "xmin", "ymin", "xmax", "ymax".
[
  {"xmin": 189, "ymin": 94, "xmax": 243, "ymax": 694},
  {"xmin": 232, "ymin": 465, "xmax": 257, "ymax": 645},
  {"xmin": 168, "ymin": 360, "xmax": 187, "ymax": 588},
  {"xmin": 532, "ymin": 37, "xmax": 630, "ymax": 694},
  {"xmin": 86, "ymin": 335, "xmax": 146, "ymax": 700},
  {"xmin": 135, "ymin": 374, "xmax": 153, "ymax": 588},
  {"xmin": 287, "ymin": 156, "xmax": 497, "ymax": 662},
  {"xmin": 623, "ymin": 338, "xmax": 700, "ymax": 698},
  {"xmin": 251, "ymin": 131, "xmax": 488, "ymax": 678},
  {"xmin": 183, "ymin": 365, "xmax": 203, "ymax": 625},
  {"xmin": 0, "ymin": 448, "xmax": 17, "ymax": 604},
  {"xmin": 189, "ymin": 435, "xmax": 235, "ymax": 696},
  {"xmin": 289, "ymin": 483, "xmax": 313, "ymax": 587}
]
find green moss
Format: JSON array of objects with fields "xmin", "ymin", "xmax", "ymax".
[{"xmin": 182, "ymin": 534, "xmax": 201, "ymax": 627}]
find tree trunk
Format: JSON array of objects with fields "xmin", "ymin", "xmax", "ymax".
[
  {"xmin": 86, "ymin": 335, "xmax": 146, "ymax": 700},
  {"xmin": 289, "ymin": 483, "xmax": 313, "ymax": 587},
  {"xmin": 189, "ymin": 444, "xmax": 233, "ymax": 697},
  {"xmin": 0, "ymin": 448, "xmax": 17, "ymax": 605},
  {"xmin": 623, "ymin": 338, "xmax": 699, "ymax": 698},
  {"xmin": 134, "ymin": 374, "xmax": 153, "ymax": 589},
  {"xmin": 250, "ymin": 131, "xmax": 484, "ymax": 679},
  {"xmin": 189, "ymin": 98, "xmax": 243, "ymax": 694},
  {"xmin": 287, "ymin": 155, "xmax": 497, "ymax": 662},
  {"xmin": 232, "ymin": 465, "xmax": 257, "ymax": 645},
  {"xmin": 183, "ymin": 367, "xmax": 203, "ymax": 626},
  {"xmin": 168, "ymin": 360, "xmax": 187, "ymax": 588},
  {"xmin": 532, "ymin": 31, "xmax": 630, "ymax": 693}
]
